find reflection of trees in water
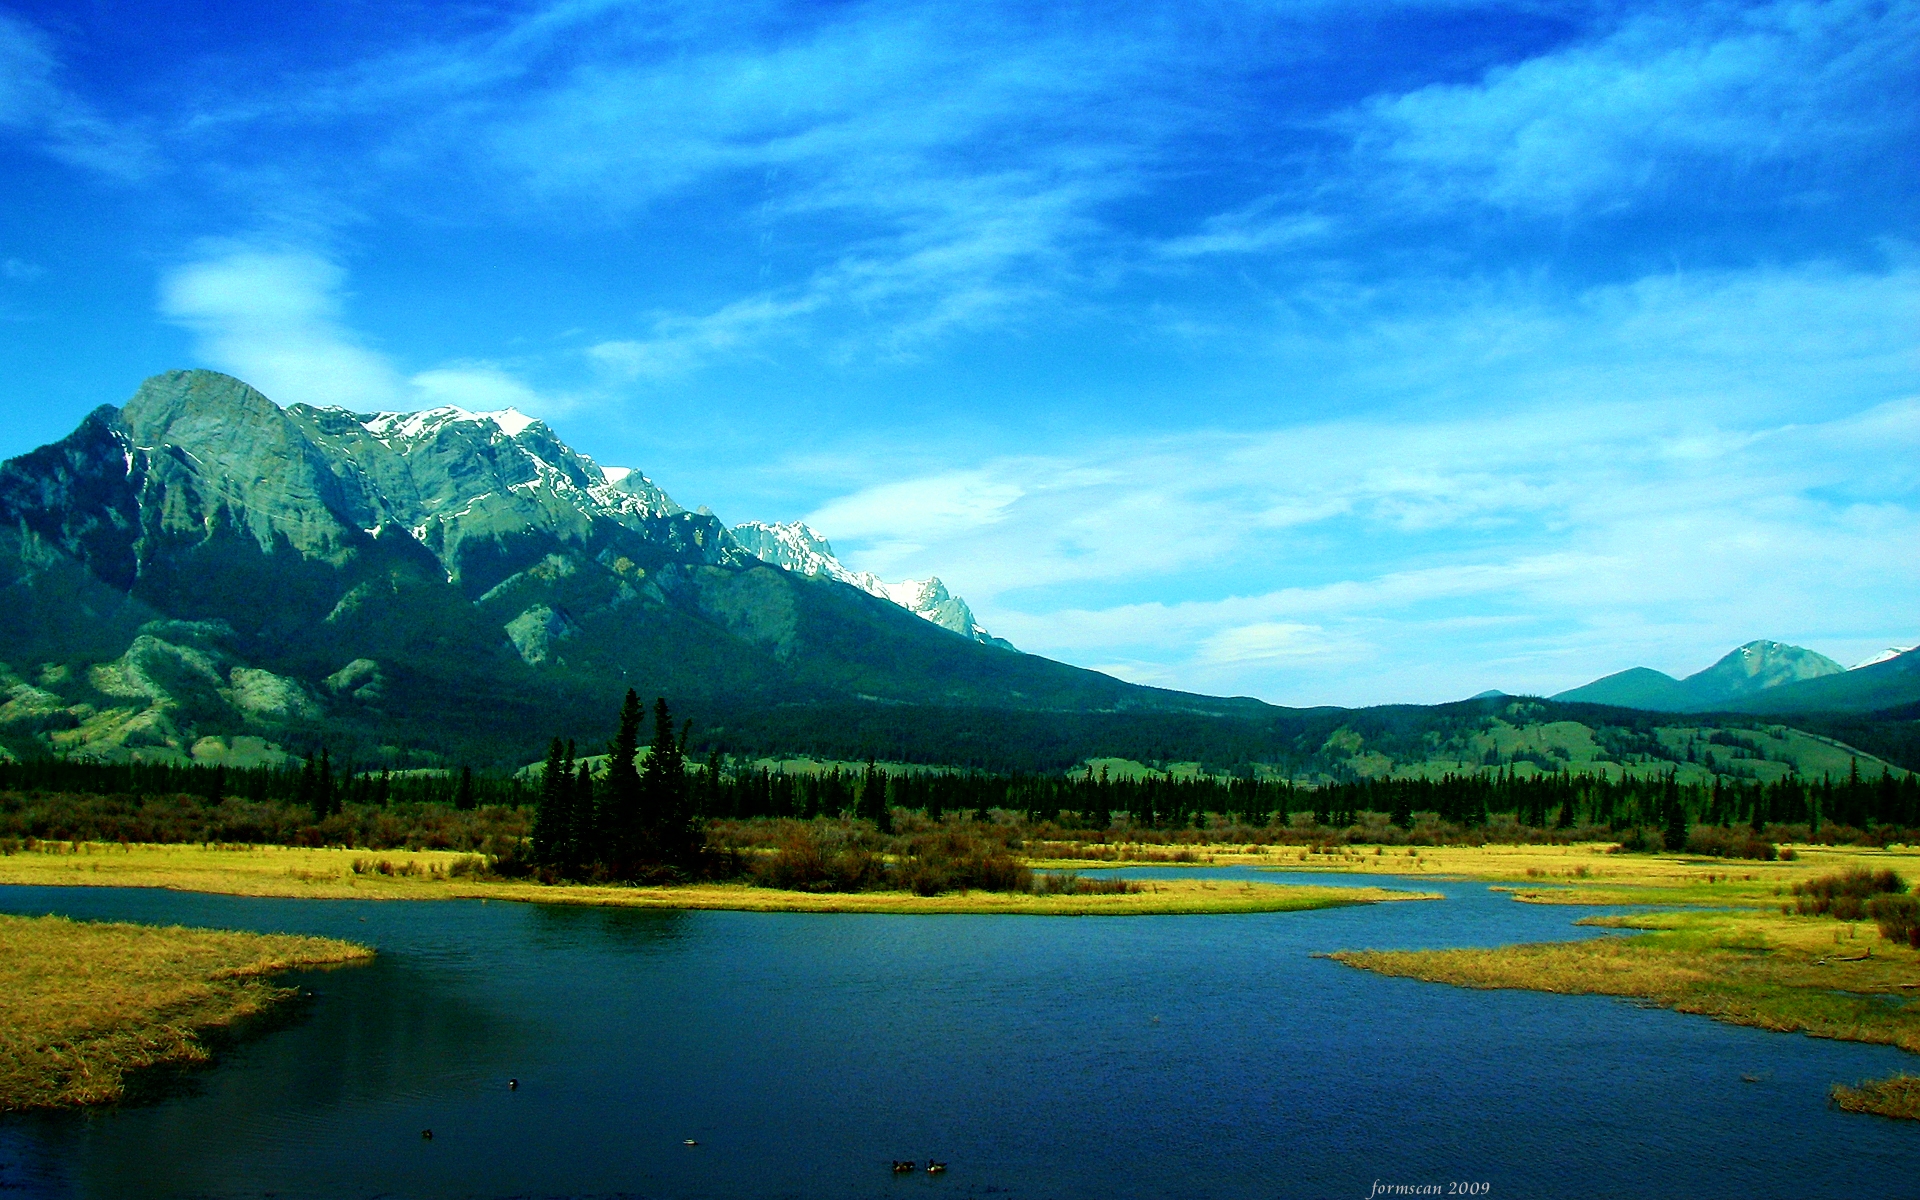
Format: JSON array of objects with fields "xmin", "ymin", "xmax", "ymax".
[{"xmin": 527, "ymin": 901, "xmax": 690, "ymax": 954}]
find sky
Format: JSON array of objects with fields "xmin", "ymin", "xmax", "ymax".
[{"xmin": 0, "ymin": 0, "xmax": 1915, "ymax": 706}]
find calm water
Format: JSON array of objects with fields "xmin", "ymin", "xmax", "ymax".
[{"xmin": 1, "ymin": 871, "xmax": 1915, "ymax": 1200}]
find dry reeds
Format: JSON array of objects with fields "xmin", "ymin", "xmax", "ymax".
[
  {"xmin": 0, "ymin": 913, "xmax": 370, "ymax": 1110},
  {"xmin": 1831, "ymin": 1074, "xmax": 1920, "ymax": 1120}
]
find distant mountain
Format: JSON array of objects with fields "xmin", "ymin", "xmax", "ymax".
[
  {"xmin": 729, "ymin": 520, "xmax": 1011, "ymax": 648},
  {"xmin": 1726, "ymin": 647, "xmax": 1920, "ymax": 715},
  {"xmin": 1552, "ymin": 639, "xmax": 1920, "ymax": 715},
  {"xmin": 1553, "ymin": 667, "xmax": 1692, "ymax": 710},
  {"xmin": 1852, "ymin": 645, "xmax": 1918, "ymax": 670},
  {"xmin": 0, "ymin": 370, "xmax": 1249, "ymax": 767}
]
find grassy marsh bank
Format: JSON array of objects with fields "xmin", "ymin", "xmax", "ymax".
[
  {"xmin": 1333, "ymin": 906, "xmax": 1920, "ymax": 1053},
  {"xmin": 0, "ymin": 842, "xmax": 1435, "ymax": 915},
  {"xmin": 1830, "ymin": 1074, "xmax": 1920, "ymax": 1120},
  {"xmin": 0, "ymin": 913, "xmax": 369, "ymax": 1109}
]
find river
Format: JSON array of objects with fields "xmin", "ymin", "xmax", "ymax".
[{"xmin": 1, "ymin": 870, "xmax": 1914, "ymax": 1198}]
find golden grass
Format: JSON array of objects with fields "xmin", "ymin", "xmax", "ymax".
[
  {"xmin": 0, "ymin": 842, "xmax": 1437, "ymax": 915},
  {"xmin": 1250, "ymin": 841, "xmax": 1920, "ymax": 908},
  {"xmin": 1830, "ymin": 1074, "xmax": 1920, "ymax": 1120},
  {"xmin": 0, "ymin": 913, "xmax": 370, "ymax": 1110},
  {"xmin": 1332, "ymin": 906, "xmax": 1920, "ymax": 1055}
]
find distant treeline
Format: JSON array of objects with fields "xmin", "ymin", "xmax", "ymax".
[
  {"xmin": 0, "ymin": 754, "xmax": 532, "ymax": 813},
  {"xmin": 5, "ymin": 698, "xmax": 1918, "ymax": 861},
  {"xmin": 692, "ymin": 758, "xmax": 1919, "ymax": 838}
]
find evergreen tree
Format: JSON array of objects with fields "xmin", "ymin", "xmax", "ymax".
[
  {"xmin": 572, "ymin": 758, "xmax": 594, "ymax": 868},
  {"xmin": 533, "ymin": 738, "xmax": 568, "ymax": 867},
  {"xmin": 297, "ymin": 755, "xmax": 317, "ymax": 818},
  {"xmin": 1663, "ymin": 778, "xmax": 1689, "ymax": 853},
  {"xmin": 315, "ymin": 750, "xmax": 336, "ymax": 819},
  {"xmin": 604, "ymin": 690, "xmax": 645, "ymax": 867},
  {"xmin": 454, "ymin": 766, "xmax": 476, "ymax": 811},
  {"xmin": 638, "ymin": 697, "xmax": 694, "ymax": 867}
]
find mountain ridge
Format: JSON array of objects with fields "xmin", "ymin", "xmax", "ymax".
[
  {"xmin": 1553, "ymin": 639, "xmax": 1918, "ymax": 714},
  {"xmin": 0, "ymin": 369, "xmax": 1264, "ymax": 766}
]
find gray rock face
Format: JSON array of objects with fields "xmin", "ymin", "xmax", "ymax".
[{"xmin": 505, "ymin": 604, "xmax": 580, "ymax": 665}]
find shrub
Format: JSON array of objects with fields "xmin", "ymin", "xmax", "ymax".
[
  {"xmin": 1684, "ymin": 825, "xmax": 1777, "ymax": 861},
  {"xmin": 1032, "ymin": 872, "xmax": 1140, "ymax": 896},
  {"xmin": 1792, "ymin": 868, "xmax": 1907, "ymax": 919},
  {"xmin": 747, "ymin": 823, "xmax": 887, "ymax": 893},
  {"xmin": 1612, "ymin": 826, "xmax": 1665, "ymax": 854},
  {"xmin": 1868, "ymin": 893, "xmax": 1920, "ymax": 948}
]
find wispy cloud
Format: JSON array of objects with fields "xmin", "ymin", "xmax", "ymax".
[
  {"xmin": 801, "ymin": 259, "xmax": 1920, "ymax": 704},
  {"xmin": 0, "ymin": 13, "xmax": 155, "ymax": 180},
  {"xmin": 158, "ymin": 247, "xmax": 570, "ymax": 416},
  {"xmin": 1341, "ymin": 0, "xmax": 1920, "ymax": 216}
]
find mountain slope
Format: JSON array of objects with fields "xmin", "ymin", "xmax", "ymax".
[{"xmin": 0, "ymin": 370, "xmax": 1257, "ymax": 765}]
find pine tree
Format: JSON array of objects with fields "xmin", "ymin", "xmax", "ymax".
[
  {"xmin": 639, "ymin": 698, "xmax": 694, "ymax": 866},
  {"xmin": 454, "ymin": 766, "xmax": 476, "ymax": 811},
  {"xmin": 1390, "ymin": 789, "xmax": 1413, "ymax": 829},
  {"xmin": 533, "ymin": 738, "xmax": 567, "ymax": 867},
  {"xmin": 604, "ymin": 690, "xmax": 645, "ymax": 868},
  {"xmin": 572, "ymin": 758, "xmax": 594, "ymax": 868},
  {"xmin": 316, "ymin": 749, "xmax": 336, "ymax": 819},
  {"xmin": 1663, "ymin": 776, "xmax": 1688, "ymax": 854}
]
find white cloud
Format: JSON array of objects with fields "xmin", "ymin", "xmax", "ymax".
[
  {"xmin": 804, "ymin": 470, "xmax": 1025, "ymax": 560},
  {"xmin": 159, "ymin": 249, "xmax": 406, "ymax": 410},
  {"xmin": 410, "ymin": 365, "xmax": 547, "ymax": 413},
  {"xmin": 1344, "ymin": 0, "xmax": 1919, "ymax": 216},
  {"xmin": 798, "ymin": 260, "xmax": 1920, "ymax": 705},
  {"xmin": 159, "ymin": 246, "xmax": 567, "ymax": 417}
]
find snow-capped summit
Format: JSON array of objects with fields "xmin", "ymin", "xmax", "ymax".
[
  {"xmin": 359, "ymin": 405, "xmax": 539, "ymax": 442},
  {"xmin": 1851, "ymin": 645, "xmax": 1919, "ymax": 670},
  {"xmin": 731, "ymin": 520, "xmax": 1010, "ymax": 648}
]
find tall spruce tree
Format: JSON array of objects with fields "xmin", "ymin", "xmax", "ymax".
[
  {"xmin": 604, "ymin": 690, "xmax": 645, "ymax": 869},
  {"xmin": 572, "ymin": 757, "xmax": 593, "ymax": 869},
  {"xmin": 534, "ymin": 738, "xmax": 567, "ymax": 867},
  {"xmin": 639, "ymin": 698, "xmax": 694, "ymax": 866},
  {"xmin": 1663, "ymin": 774, "xmax": 1689, "ymax": 852}
]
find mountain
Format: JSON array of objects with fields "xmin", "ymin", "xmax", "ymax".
[
  {"xmin": 729, "ymin": 520, "xmax": 1011, "ymax": 649},
  {"xmin": 1553, "ymin": 667, "xmax": 1692, "ymax": 710},
  {"xmin": 0, "ymin": 370, "xmax": 1255, "ymax": 767},
  {"xmin": 1553, "ymin": 640, "xmax": 1885, "ymax": 713},
  {"xmin": 1724, "ymin": 647, "xmax": 1920, "ymax": 715},
  {"xmin": 1852, "ymin": 645, "xmax": 1918, "ymax": 670}
]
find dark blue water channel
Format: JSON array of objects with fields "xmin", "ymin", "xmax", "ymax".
[{"xmin": 2, "ymin": 870, "xmax": 1916, "ymax": 1199}]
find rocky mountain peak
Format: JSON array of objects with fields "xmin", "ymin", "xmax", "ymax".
[
  {"xmin": 1689, "ymin": 640, "xmax": 1844, "ymax": 696},
  {"xmin": 730, "ymin": 519, "xmax": 1007, "ymax": 647}
]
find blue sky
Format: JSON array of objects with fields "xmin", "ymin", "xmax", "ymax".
[{"xmin": 1, "ymin": 0, "xmax": 1914, "ymax": 705}]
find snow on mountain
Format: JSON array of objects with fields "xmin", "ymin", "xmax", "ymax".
[
  {"xmin": 1851, "ymin": 645, "xmax": 1919, "ymax": 670},
  {"xmin": 731, "ymin": 520, "xmax": 1010, "ymax": 648},
  {"xmin": 285, "ymin": 398, "xmax": 706, "ymax": 582}
]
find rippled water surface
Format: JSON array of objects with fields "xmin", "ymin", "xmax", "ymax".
[{"xmin": 1, "ymin": 872, "xmax": 1914, "ymax": 1199}]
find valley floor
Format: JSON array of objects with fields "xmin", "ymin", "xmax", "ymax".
[
  {"xmin": 0, "ymin": 912, "xmax": 369, "ymax": 1110},
  {"xmin": 0, "ymin": 842, "xmax": 1433, "ymax": 915}
]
